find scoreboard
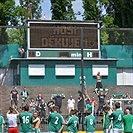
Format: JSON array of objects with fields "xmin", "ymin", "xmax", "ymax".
[{"xmin": 27, "ymin": 20, "xmax": 100, "ymax": 58}]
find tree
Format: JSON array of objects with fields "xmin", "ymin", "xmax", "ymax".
[
  {"xmin": 19, "ymin": 0, "xmax": 43, "ymax": 23},
  {"xmin": 66, "ymin": 0, "xmax": 76, "ymax": 20},
  {"xmin": 0, "ymin": 0, "xmax": 44, "ymax": 45},
  {"xmin": 101, "ymin": 0, "xmax": 133, "ymax": 45},
  {"xmin": 82, "ymin": 0, "xmax": 102, "ymax": 21},
  {"xmin": 82, "ymin": 0, "xmax": 133, "ymax": 45},
  {"xmin": 0, "ymin": 0, "xmax": 19, "ymax": 44},
  {"xmin": 50, "ymin": 0, "xmax": 76, "ymax": 20},
  {"xmin": 6, "ymin": 28, "xmax": 25, "ymax": 45}
]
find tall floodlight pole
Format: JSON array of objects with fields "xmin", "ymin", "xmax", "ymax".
[{"xmin": 81, "ymin": 27, "xmax": 84, "ymax": 131}]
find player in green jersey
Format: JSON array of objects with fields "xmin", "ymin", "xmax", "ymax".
[
  {"xmin": 109, "ymin": 102, "xmax": 124, "ymax": 133},
  {"xmin": 84, "ymin": 110, "xmax": 96, "ymax": 133},
  {"xmin": 123, "ymin": 107, "xmax": 133, "ymax": 133},
  {"xmin": 19, "ymin": 105, "xmax": 33, "ymax": 132},
  {"xmin": 66, "ymin": 109, "xmax": 79, "ymax": 133},
  {"xmin": 0, "ymin": 113, "xmax": 5, "ymax": 133},
  {"xmin": 48, "ymin": 106, "xmax": 65, "ymax": 133},
  {"xmin": 103, "ymin": 106, "xmax": 113, "ymax": 133}
]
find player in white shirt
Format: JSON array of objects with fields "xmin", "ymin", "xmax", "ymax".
[{"xmin": 6, "ymin": 107, "xmax": 19, "ymax": 133}]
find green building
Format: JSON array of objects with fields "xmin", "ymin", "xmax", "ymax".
[{"xmin": 0, "ymin": 20, "xmax": 132, "ymax": 86}]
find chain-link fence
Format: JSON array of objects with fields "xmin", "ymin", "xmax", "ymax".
[{"xmin": 0, "ymin": 25, "xmax": 133, "ymax": 46}]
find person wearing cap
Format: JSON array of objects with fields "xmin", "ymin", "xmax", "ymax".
[{"xmin": 123, "ymin": 107, "xmax": 133, "ymax": 133}]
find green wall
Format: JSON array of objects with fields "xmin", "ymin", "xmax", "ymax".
[
  {"xmin": 101, "ymin": 45, "xmax": 133, "ymax": 68},
  {"xmin": 20, "ymin": 60, "xmax": 117, "ymax": 86},
  {"xmin": 0, "ymin": 44, "xmax": 19, "ymax": 67},
  {"xmin": 0, "ymin": 44, "xmax": 131, "ymax": 86}
]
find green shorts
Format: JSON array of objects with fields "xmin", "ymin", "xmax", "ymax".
[{"xmin": 33, "ymin": 128, "xmax": 40, "ymax": 133}]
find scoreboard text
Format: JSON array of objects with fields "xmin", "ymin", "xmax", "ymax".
[{"xmin": 28, "ymin": 21, "xmax": 99, "ymax": 50}]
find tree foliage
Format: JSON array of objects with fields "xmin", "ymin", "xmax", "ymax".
[
  {"xmin": 50, "ymin": 0, "xmax": 76, "ymax": 20},
  {"xmin": 0, "ymin": 0, "xmax": 43, "ymax": 44},
  {"xmin": 82, "ymin": 0, "xmax": 133, "ymax": 45},
  {"xmin": 6, "ymin": 28, "xmax": 25, "ymax": 45},
  {"xmin": 0, "ymin": 0, "xmax": 19, "ymax": 44},
  {"xmin": 19, "ymin": 0, "xmax": 43, "ymax": 24},
  {"xmin": 82, "ymin": 0, "xmax": 102, "ymax": 21}
]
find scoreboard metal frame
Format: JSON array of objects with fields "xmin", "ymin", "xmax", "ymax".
[{"xmin": 27, "ymin": 20, "xmax": 100, "ymax": 58}]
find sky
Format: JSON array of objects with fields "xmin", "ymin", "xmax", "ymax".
[
  {"xmin": 15, "ymin": 0, "xmax": 84, "ymax": 20},
  {"xmin": 41, "ymin": 0, "xmax": 84, "ymax": 20}
]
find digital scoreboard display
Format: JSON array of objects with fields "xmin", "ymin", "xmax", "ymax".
[{"xmin": 27, "ymin": 20, "xmax": 100, "ymax": 50}]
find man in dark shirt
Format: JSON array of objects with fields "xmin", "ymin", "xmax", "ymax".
[
  {"xmin": 10, "ymin": 86, "xmax": 19, "ymax": 108},
  {"xmin": 96, "ymin": 91, "xmax": 107, "ymax": 115},
  {"xmin": 38, "ymin": 99, "xmax": 47, "ymax": 122},
  {"xmin": 51, "ymin": 94, "xmax": 65, "ymax": 113},
  {"xmin": 36, "ymin": 93, "xmax": 43, "ymax": 111},
  {"xmin": 47, "ymin": 100, "xmax": 55, "ymax": 113}
]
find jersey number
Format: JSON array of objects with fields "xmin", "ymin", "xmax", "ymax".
[
  {"xmin": 22, "ymin": 116, "xmax": 30, "ymax": 124},
  {"xmin": 74, "ymin": 121, "xmax": 78, "ymax": 127},
  {"xmin": 118, "ymin": 114, "xmax": 122, "ymax": 121},
  {"xmin": 90, "ymin": 119, "xmax": 93, "ymax": 125},
  {"xmin": 55, "ymin": 117, "xmax": 59, "ymax": 124}
]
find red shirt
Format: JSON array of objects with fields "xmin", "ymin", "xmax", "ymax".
[{"xmin": 90, "ymin": 99, "xmax": 97, "ymax": 108}]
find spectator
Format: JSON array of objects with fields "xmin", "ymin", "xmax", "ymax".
[
  {"xmin": 47, "ymin": 99, "xmax": 55, "ymax": 114},
  {"xmin": 36, "ymin": 93, "xmax": 43, "ymax": 110},
  {"xmin": 33, "ymin": 111, "xmax": 41, "ymax": 133},
  {"xmin": 51, "ymin": 93, "xmax": 65, "ymax": 113},
  {"xmin": 10, "ymin": 86, "xmax": 19, "ymax": 109},
  {"xmin": 47, "ymin": 106, "xmax": 65, "ymax": 133},
  {"xmin": 20, "ymin": 87, "xmax": 29, "ymax": 109},
  {"xmin": 96, "ymin": 91, "xmax": 107, "ymax": 115},
  {"xmin": 6, "ymin": 107, "xmax": 19, "ymax": 133},
  {"xmin": 38, "ymin": 99, "xmax": 47, "ymax": 122},
  {"xmin": 29, "ymin": 98, "xmax": 36, "ymax": 113},
  {"xmin": 77, "ymin": 95, "xmax": 84, "ymax": 114},
  {"xmin": 18, "ymin": 45, "xmax": 25, "ymax": 58},
  {"xmin": 19, "ymin": 105, "xmax": 33, "ymax": 132},
  {"xmin": 0, "ymin": 109, "xmax": 5, "ymax": 133},
  {"xmin": 96, "ymin": 71, "xmax": 103, "ymax": 88},
  {"xmin": 109, "ymin": 102, "xmax": 124, "ymax": 133},
  {"xmin": 125, "ymin": 92, "xmax": 131, "ymax": 99},
  {"xmin": 67, "ymin": 96, "xmax": 75, "ymax": 114},
  {"xmin": 85, "ymin": 95, "xmax": 90, "ymax": 104},
  {"xmin": 85, "ymin": 95, "xmax": 92, "ymax": 113},
  {"xmin": 90, "ymin": 97, "xmax": 98, "ymax": 116},
  {"xmin": 77, "ymin": 95, "xmax": 84, "ymax": 124},
  {"xmin": 124, "ymin": 92, "xmax": 132, "ymax": 108}
]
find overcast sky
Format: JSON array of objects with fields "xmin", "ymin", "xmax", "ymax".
[{"xmin": 15, "ymin": 0, "xmax": 84, "ymax": 20}]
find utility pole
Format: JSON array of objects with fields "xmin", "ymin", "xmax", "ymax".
[
  {"xmin": 80, "ymin": 27, "xmax": 85, "ymax": 131},
  {"xmin": 28, "ymin": 1, "xmax": 33, "ymax": 19}
]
